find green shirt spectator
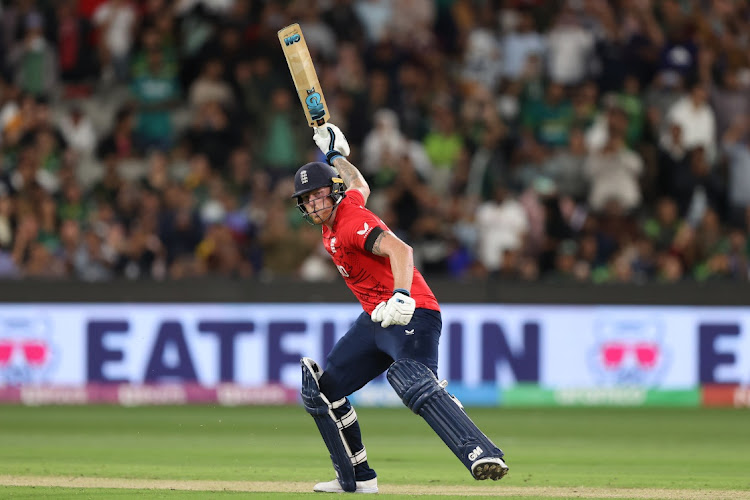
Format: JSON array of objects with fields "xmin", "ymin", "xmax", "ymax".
[
  {"xmin": 130, "ymin": 50, "xmax": 180, "ymax": 150},
  {"xmin": 521, "ymin": 83, "xmax": 575, "ymax": 148}
]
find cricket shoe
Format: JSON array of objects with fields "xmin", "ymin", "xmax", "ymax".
[
  {"xmin": 313, "ymin": 477, "xmax": 378, "ymax": 493},
  {"xmin": 471, "ymin": 457, "xmax": 509, "ymax": 481}
]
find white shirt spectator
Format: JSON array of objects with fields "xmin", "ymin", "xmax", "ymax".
[
  {"xmin": 666, "ymin": 93, "xmax": 717, "ymax": 163},
  {"xmin": 546, "ymin": 21, "xmax": 594, "ymax": 85},
  {"xmin": 584, "ymin": 141, "xmax": 643, "ymax": 212},
  {"xmin": 58, "ymin": 109, "xmax": 97, "ymax": 157},
  {"xmin": 584, "ymin": 112, "xmax": 609, "ymax": 153},
  {"xmin": 461, "ymin": 29, "xmax": 503, "ymax": 92},
  {"xmin": 501, "ymin": 10, "xmax": 545, "ymax": 81},
  {"xmin": 475, "ymin": 194, "xmax": 529, "ymax": 271},
  {"xmin": 93, "ymin": 0, "xmax": 137, "ymax": 58},
  {"xmin": 722, "ymin": 120, "xmax": 750, "ymax": 209},
  {"xmin": 726, "ymin": 142, "xmax": 750, "ymax": 208},
  {"xmin": 354, "ymin": 0, "xmax": 393, "ymax": 43}
]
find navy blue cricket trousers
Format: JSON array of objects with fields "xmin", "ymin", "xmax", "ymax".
[{"xmin": 319, "ymin": 308, "xmax": 442, "ymax": 401}]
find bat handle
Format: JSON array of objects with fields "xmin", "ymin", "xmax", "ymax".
[{"xmin": 315, "ymin": 122, "xmax": 330, "ymax": 139}]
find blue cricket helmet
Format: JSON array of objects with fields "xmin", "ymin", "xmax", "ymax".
[{"xmin": 292, "ymin": 162, "xmax": 346, "ymax": 222}]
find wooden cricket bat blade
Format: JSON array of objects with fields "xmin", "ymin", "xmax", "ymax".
[{"xmin": 278, "ymin": 23, "xmax": 330, "ymax": 128}]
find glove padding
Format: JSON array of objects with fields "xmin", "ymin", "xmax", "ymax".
[
  {"xmin": 371, "ymin": 292, "xmax": 416, "ymax": 328},
  {"xmin": 313, "ymin": 123, "xmax": 350, "ymax": 165}
]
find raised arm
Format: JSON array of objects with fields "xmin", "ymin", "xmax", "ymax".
[
  {"xmin": 331, "ymin": 156, "xmax": 370, "ymax": 204},
  {"xmin": 313, "ymin": 123, "xmax": 370, "ymax": 202}
]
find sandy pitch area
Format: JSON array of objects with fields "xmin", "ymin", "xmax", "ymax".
[{"xmin": 1, "ymin": 475, "xmax": 750, "ymax": 499}]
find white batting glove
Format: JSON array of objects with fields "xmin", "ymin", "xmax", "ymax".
[
  {"xmin": 313, "ymin": 123, "xmax": 350, "ymax": 165},
  {"xmin": 371, "ymin": 302, "xmax": 386, "ymax": 323},
  {"xmin": 371, "ymin": 291, "xmax": 416, "ymax": 328}
]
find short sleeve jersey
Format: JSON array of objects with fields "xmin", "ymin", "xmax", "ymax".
[{"xmin": 322, "ymin": 190, "xmax": 440, "ymax": 314}]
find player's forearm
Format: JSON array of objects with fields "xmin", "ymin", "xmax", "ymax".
[
  {"xmin": 388, "ymin": 244, "xmax": 414, "ymax": 294},
  {"xmin": 332, "ymin": 157, "xmax": 370, "ymax": 201}
]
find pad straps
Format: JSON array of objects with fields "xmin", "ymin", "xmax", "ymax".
[
  {"xmin": 301, "ymin": 358, "xmax": 357, "ymax": 492},
  {"xmin": 387, "ymin": 358, "xmax": 505, "ymax": 475}
]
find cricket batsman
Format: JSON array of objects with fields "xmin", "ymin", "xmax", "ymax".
[{"xmin": 294, "ymin": 123, "xmax": 509, "ymax": 493}]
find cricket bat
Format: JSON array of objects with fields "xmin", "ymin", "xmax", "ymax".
[{"xmin": 278, "ymin": 23, "xmax": 330, "ymax": 129}]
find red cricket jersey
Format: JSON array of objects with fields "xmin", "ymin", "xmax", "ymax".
[{"xmin": 322, "ymin": 190, "xmax": 440, "ymax": 314}]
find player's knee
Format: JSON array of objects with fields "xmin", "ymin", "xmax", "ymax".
[
  {"xmin": 317, "ymin": 370, "xmax": 336, "ymax": 399},
  {"xmin": 300, "ymin": 357, "xmax": 328, "ymax": 415},
  {"xmin": 386, "ymin": 358, "xmax": 444, "ymax": 414}
]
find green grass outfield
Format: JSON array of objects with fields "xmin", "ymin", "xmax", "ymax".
[{"xmin": 1, "ymin": 405, "xmax": 749, "ymax": 499}]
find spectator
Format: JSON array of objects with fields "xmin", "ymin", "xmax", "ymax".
[
  {"xmin": 130, "ymin": 45, "xmax": 181, "ymax": 151},
  {"xmin": 235, "ymin": 54, "xmax": 283, "ymax": 125},
  {"xmin": 8, "ymin": 13, "xmax": 58, "ymax": 98},
  {"xmin": 58, "ymin": 106, "xmax": 97, "ymax": 158},
  {"xmin": 465, "ymin": 119, "xmax": 510, "ymax": 202},
  {"xmin": 643, "ymin": 197, "xmax": 682, "ymax": 252},
  {"xmin": 259, "ymin": 198, "xmax": 316, "ymax": 279},
  {"xmin": 93, "ymin": 0, "xmax": 138, "ymax": 82},
  {"xmin": 542, "ymin": 127, "xmax": 588, "ymax": 201},
  {"xmin": 584, "ymin": 114, "xmax": 644, "ymax": 214},
  {"xmin": 521, "ymin": 82, "xmax": 575, "ymax": 150},
  {"xmin": 321, "ymin": 0, "xmax": 366, "ymax": 47},
  {"xmin": 616, "ymin": 75, "xmax": 646, "ymax": 148},
  {"xmin": 656, "ymin": 121, "xmax": 687, "ymax": 198},
  {"xmin": 422, "ymin": 101, "xmax": 464, "ymax": 196},
  {"xmin": 24, "ymin": 241, "xmax": 67, "ymax": 278},
  {"xmin": 257, "ymin": 88, "xmax": 308, "ymax": 183},
  {"xmin": 546, "ymin": 238, "xmax": 578, "ymax": 283},
  {"xmin": 97, "ymin": 105, "xmax": 141, "ymax": 161},
  {"xmin": 362, "ymin": 108, "xmax": 407, "ymax": 177},
  {"xmin": 571, "ymin": 80, "xmax": 599, "ymax": 131},
  {"xmin": 224, "ymin": 147, "xmax": 254, "ymax": 201},
  {"xmin": 705, "ymin": 65, "xmax": 750, "ymax": 140},
  {"xmin": 664, "ymin": 81, "xmax": 717, "ymax": 164},
  {"xmin": 353, "ymin": 0, "xmax": 393, "ymax": 44},
  {"xmin": 184, "ymin": 102, "xmax": 242, "ymax": 172},
  {"xmin": 475, "ymin": 185, "xmax": 529, "ymax": 275},
  {"xmin": 73, "ymin": 228, "xmax": 116, "ymax": 281},
  {"xmin": 52, "ymin": 0, "xmax": 98, "ymax": 96},
  {"xmin": 188, "ymin": 58, "xmax": 235, "ymax": 110},
  {"xmin": 460, "ymin": 30, "xmax": 502, "ymax": 94},
  {"xmin": 159, "ymin": 184, "xmax": 204, "ymax": 275},
  {"xmin": 501, "ymin": 8, "xmax": 546, "ymax": 82},
  {"xmin": 118, "ymin": 215, "xmax": 165, "ymax": 279},
  {"xmin": 673, "ymin": 146, "xmax": 725, "ymax": 224},
  {"xmin": 589, "ymin": 0, "xmax": 663, "ymax": 94},
  {"xmin": 382, "ymin": 153, "xmax": 432, "ymax": 237},
  {"xmin": 721, "ymin": 117, "xmax": 750, "ymax": 227},
  {"xmin": 546, "ymin": 6, "xmax": 594, "ymax": 86}
]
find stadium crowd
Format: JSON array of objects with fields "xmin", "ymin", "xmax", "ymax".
[{"xmin": 0, "ymin": 0, "xmax": 749, "ymax": 283}]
